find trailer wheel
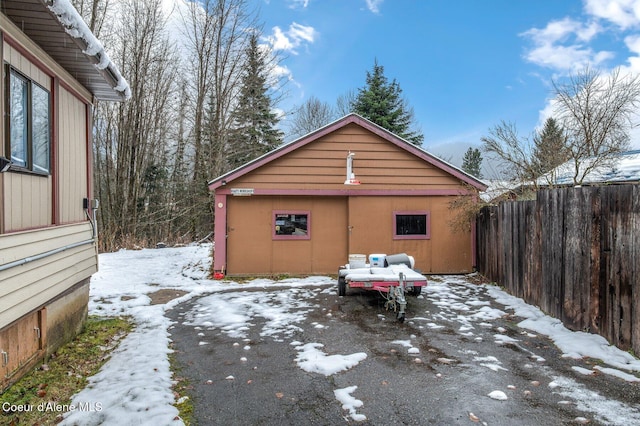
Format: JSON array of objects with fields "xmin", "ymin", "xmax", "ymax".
[
  {"xmin": 338, "ymin": 276, "xmax": 346, "ymax": 296},
  {"xmin": 397, "ymin": 312, "xmax": 405, "ymax": 323},
  {"xmin": 408, "ymin": 286, "xmax": 422, "ymax": 296}
]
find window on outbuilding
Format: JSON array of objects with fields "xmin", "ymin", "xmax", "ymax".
[
  {"xmin": 273, "ymin": 211, "xmax": 310, "ymax": 240},
  {"xmin": 5, "ymin": 66, "xmax": 51, "ymax": 175},
  {"xmin": 393, "ymin": 211, "xmax": 430, "ymax": 240}
]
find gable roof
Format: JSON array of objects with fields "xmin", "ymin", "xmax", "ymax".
[
  {"xmin": 2, "ymin": 0, "xmax": 130, "ymax": 101},
  {"xmin": 208, "ymin": 113, "xmax": 487, "ymax": 191}
]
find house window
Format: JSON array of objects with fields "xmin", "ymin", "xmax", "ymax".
[
  {"xmin": 273, "ymin": 211, "xmax": 310, "ymax": 240},
  {"xmin": 6, "ymin": 66, "xmax": 51, "ymax": 174},
  {"xmin": 394, "ymin": 211, "xmax": 430, "ymax": 240}
]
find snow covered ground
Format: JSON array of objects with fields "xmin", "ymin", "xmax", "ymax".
[{"xmin": 59, "ymin": 244, "xmax": 640, "ymax": 425}]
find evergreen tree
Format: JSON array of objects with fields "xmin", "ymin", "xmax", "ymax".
[
  {"xmin": 531, "ymin": 117, "xmax": 569, "ymax": 177},
  {"xmin": 351, "ymin": 60, "xmax": 424, "ymax": 145},
  {"xmin": 461, "ymin": 147, "xmax": 483, "ymax": 178},
  {"xmin": 228, "ymin": 32, "xmax": 283, "ymax": 170}
]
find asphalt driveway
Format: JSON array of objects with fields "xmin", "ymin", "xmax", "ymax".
[{"xmin": 167, "ymin": 276, "xmax": 640, "ymax": 425}]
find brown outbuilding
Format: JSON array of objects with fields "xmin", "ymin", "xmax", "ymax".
[{"xmin": 208, "ymin": 114, "xmax": 487, "ymax": 277}]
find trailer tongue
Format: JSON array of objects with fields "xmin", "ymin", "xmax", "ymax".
[{"xmin": 337, "ymin": 254, "xmax": 428, "ymax": 322}]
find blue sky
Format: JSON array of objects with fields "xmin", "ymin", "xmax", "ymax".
[{"xmin": 258, "ymin": 0, "xmax": 640, "ymax": 173}]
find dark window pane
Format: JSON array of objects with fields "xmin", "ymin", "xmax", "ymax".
[
  {"xmin": 275, "ymin": 213, "xmax": 308, "ymax": 236},
  {"xmin": 32, "ymin": 84, "xmax": 50, "ymax": 173},
  {"xmin": 396, "ymin": 214, "xmax": 426, "ymax": 235},
  {"xmin": 10, "ymin": 72, "xmax": 28, "ymax": 167}
]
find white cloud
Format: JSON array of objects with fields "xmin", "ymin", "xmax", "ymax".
[
  {"xmin": 288, "ymin": 0, "xmax": 310, "ymax": 9},
  {"xmin": 617, "ymin": 34, "xmax": 640, "ymax": 75},
  {"xmin": 270, "ymin": 27, "xmax": 294, "ymax": 51},
  {"xmin": 521, "ymin": 0, "xmax": 640, "ymax": 149},
  {"xmin": 585, "ymin": 0, "xmax": 640, "ymax": 30},
  {"xmin": 521, "ymin": 18, "xmax": 611, "ymax": 72},
  {"xmin": 271, "ymin": 63, "xmax": 295, "ymax": 82},
  {"xmin": 266, "ymin": 22, "xmax": 317, "ymax": 54},
  {"xmin": 288, "ymin": 22, "xmax": 315, "ymax": 43},
  {"xmin": 624, "ymin": 33, "xmax": 640, "ymax": 54},
  {"xmin": 365, "ymin": 0, "xmax": 383, "ymax": 14}
]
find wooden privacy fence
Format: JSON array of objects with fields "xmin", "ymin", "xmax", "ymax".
[{"xmin": 476, "ymin": 185, "xmax": 639, "ymax": 355}]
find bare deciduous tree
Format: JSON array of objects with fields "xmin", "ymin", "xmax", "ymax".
[
  {"xmin": 553, "ymin": 66, "xmax": 640, "ymax": 185},
  {"xmin": 288, "ymin": 96, "xmax": 336, "ymax": 139},
  {"xmin": 481, "ymin": 120, "xmax": 542, "ymax": 188},
  {"xmin": 335, "ymin": 90, "xmax": 356, "ymax": 117},
  {"xmin": 93, "ymin": 0, "xmax": 180, "ymax": 249},
  {"xmin": 483, "ymin": 66, "xmax": 640, "ymax": 192},
  {"xmin": 70, "ymin": 0, "xmax": 109, "ymax": 34},
  {"xmin": 178, "ymin": 0, "xmax": 256, "ymax": 237}
]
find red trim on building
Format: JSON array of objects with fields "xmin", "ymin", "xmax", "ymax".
[
  {"xmin": 86, "ymin": 103, "xmax": 93, "ymax": 202},
  {"xmin": 51, "ymin": 76, "xmax": 59, "ymax": 225},
  {"xmin": 393, "ymin": 210, "xmax": 431, "ymax": 240},
  {"xmin": 216, "ymin": 188, "xmax": 474, "ymax": 197},
  {"xmin": 213, "ymin": 194, "xmax": 227, "ymax": 273}
]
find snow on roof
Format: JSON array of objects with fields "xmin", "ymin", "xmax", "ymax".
[
  {"xmin": 46, "ymin": 0, "xmax": 131, "ymax": 100},
  {"xmin": 480, "ymin": 150, "xmax": 640, "ymax": 202},
  {"xmin": 547, "ymin": 150, "xmax": 640, "ymax": 186},
  {"xmin": 479, "ymin": 179, "xmax": 520, "ymax": 202}
]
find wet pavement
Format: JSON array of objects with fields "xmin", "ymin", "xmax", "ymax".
[{"xmin": 167, "ymin": 276, "xmax": 640, "ymax": 425}]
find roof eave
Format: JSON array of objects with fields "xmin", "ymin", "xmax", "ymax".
[{"xmin": 2, "ymin": 0, "xmax": 130, "ymax": 102}]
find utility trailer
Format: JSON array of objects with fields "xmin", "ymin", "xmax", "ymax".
[{"xmin": 337, "ymin": 254, "xmax": 428, "ymax": 322}]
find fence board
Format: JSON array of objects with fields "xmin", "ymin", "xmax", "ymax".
[
  {"xmin": 562, "ymin": 188, "xmax": 591, "ymax": 331},
  {"xmin": 632, "ymin": 186, "xmax": 640, "ymax": 355},
  {"xmin": 589, "ymin": 191, "xmax": 602, "ymax": 335}
]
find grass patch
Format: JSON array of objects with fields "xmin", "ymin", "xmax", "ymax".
[
  {"xmin": 169, "ymin": 346, "xmax": 194, "ymax": 425},
  {"xmin": 0, "ymin": 316, "xmax": 132, "ymax": 425}
]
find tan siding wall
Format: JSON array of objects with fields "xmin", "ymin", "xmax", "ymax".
[
  {"xmin": 226, "ymin": 196, "xmax": 348, "ymax": 275},
  {"xmin": 2, "ymin": 42, "xmax": 54, "ymax": 231},
  {"xmin": 0, "ymin": 223, "xmax": 97, "ymax": 330},
  {"xmin": 58, "ymin": 87, "xmax": 88, "ymax": 223},
  {"xmin": 230, "ymin": 123, "xmax": 464, "ymax": 191},
  {"xmin": 3, "ymin": 173, "xmax": 52, "ymax": 230},
  {"xmin": 224, "ymin": 194, "xmax": 472, "ymax": 275},
  {"xmin": 348, "ymin": 196, "xmax": 473, "ymax": 274},
  {"xmin": 219, "ymin": 123, "xmax": 477, "ymax": 275},
  {"xmin": 3, "ymin": 42, "xmax": 50, "ymax": 88}
]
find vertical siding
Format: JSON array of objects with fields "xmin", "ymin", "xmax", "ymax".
[
  {"xmin": 57, "ymin": 87, "xmax": 88, "ymax": 223},
  {"xmin": 4, "ymin": 171, "xmax": 52, "ymax": 230},
  {"xmin": 4, "ymin": 42, "xmax": 49, "ymax": 87},
  {"xmin": 2, "ymin": 41, "xmax": 53, "ymax": 231},
  {"xmin": 219, "ymin": 122, "xmax": 478, "ymax": 275},
  {"xmin": 0, "ymin": 30, "xmax": 97, "ymax": 327}
]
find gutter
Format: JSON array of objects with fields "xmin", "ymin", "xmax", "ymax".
[{"xmin": 0, "ymin": 239, "xmax": 95, "ymax": 273}]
